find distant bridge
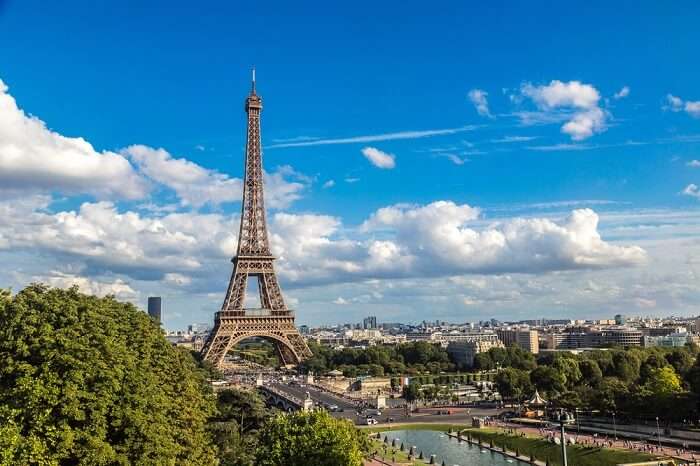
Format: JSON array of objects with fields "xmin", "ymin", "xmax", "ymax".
[{"xmin": 258, "ymin": 384, "xmax": 305, "ymax": 412}]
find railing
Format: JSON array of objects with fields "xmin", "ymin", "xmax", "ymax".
[
  {"xmin": 260, "ymin": 385, "xmax": 304, "ymax": 406},
  {"xmin": 217, "ymin": 309, "xmax": 294, "ymax": 318}
]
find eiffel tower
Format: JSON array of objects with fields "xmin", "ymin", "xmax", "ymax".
[{"xmin": 201, "ymin": 71, "xmax": 312, "ymax": 369}]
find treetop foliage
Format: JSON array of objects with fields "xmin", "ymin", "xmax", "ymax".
[{"xmin": 0, "ymin": 284, "xmax": 217, "ymax": 465}]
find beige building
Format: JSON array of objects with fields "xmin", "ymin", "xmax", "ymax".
[
  {"xmin": 496, "ymin": 328, "xmax": 539, "ymax": 354},
  {"xmin": 447, "ymin": 333, "xmax": 503, "ymax": 368}
]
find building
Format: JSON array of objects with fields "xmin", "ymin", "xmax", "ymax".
[
  {"xmin": 585, "ymin": 327, "xmax": 642, "ymax": 347},
  {"xmin": 644, "ymin": 332, "xmax": 697, "ymax": 348},
  {"xmin": 543, "ymin": 330, "xmax": 587, "ymax": 350},
  {"xmin": 362, "ymin": 316, "xmax": 378, "ymax": 329},
  {"xmin": 496, "ymin": 328, "xmax": 539, "ymax": 354},
  {"xmin": 147, "ymin": 296, "xmax": 162, "ymax": 323},
  {"xmin": 614, "ymin": 314, "xmax": 626, "ymax": 325},
  {"xmin": 447, "ymin": 333, "xmax": 503, "ymax": 368}
]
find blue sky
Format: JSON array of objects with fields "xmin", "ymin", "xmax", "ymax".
[{"xmin": 1, "ymin": 1, "xmax": 700, "ymax": 328}]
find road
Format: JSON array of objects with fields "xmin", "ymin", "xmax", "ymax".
[{"xmin": 267, "ymin": 381, "xmax": 504, "ymax": 426}]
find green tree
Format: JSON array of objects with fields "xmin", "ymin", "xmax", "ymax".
[
  {"xmin": 666, "ymin": 349, "xmax": 694, "ymax": 377},
  {"xmin": 579, "ymin": 360, "xmax": 603, "ymax": 387},
  {"xmin": 495, "ymin": 368, "xmax": 533, "ymax": 401},
  {"xmin": 552, "ymin": 357, "xmax": 582, "ymax": 389},
  {"xmin": 255, "ymin": 410, "xmax": 364, "ymax": 466},
  {"xmin": 612, "ymin": 351, "xmax": 641, "ymax": 383},
  {"xmin": 209, "ymin": 388, "xmax": 271, "ymax": 466},
  {"xmin": 644, "ymin": 366, "xmax": 683, "ymax": 396},
  {"xmin": 0, "ymin": 284, "xmax": 216, "ymax": 465},
  {"xmin": 402, "ymin": 382, "xmax": 421, "ymax": 402},
  {"xmin": 530, "ymin": 366, "xmax": 566, "ymax": 395}
]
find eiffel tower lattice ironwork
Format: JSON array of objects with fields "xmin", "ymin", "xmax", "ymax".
[{"xmin": 201, "ymin": 71, "xmax": 312, "ymax": 369}]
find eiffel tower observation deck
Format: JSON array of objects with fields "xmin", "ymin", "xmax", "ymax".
[{"xmin": 201, "ymin": 71, "xmax": 312, "ymax": 369}]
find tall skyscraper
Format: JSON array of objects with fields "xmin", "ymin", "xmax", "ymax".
[
  {"xmin": 363, "ymin": 316, "xmax": 378, "ymax": 329},
  {"xmin": 147, "ymin": 296, "xmax": 162, "ymax": 323}
]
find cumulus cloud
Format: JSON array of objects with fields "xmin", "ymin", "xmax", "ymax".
[
  {"xmin": 520, "ymin": 80, "xmax": 608, "ymax": 140},
  {"xmin": 0, "ymin": 197, "xmax": 647, "ymax": 296},
  {"xmin": 614, "ymin": 86, "xmax": 630, "ymax": 99},
  {"xmin": 683, "ymin": 184, "xmax": 700, "ymax": 199},
  {"xmin": 666, "ymin": 94, "xmax": 700, "ymax": 118},
  {"xmin": 361, "ymin": 146, "xmax": 396, "ymax": 169},
  {"xmin": 468, "ymin": 89, "xmax": 492, "ymax": 117},
  {"xmin": 35, "ymin": 271, "xmax": 138, "ymax": 300},
  {"xmin": 687, "ymin": 160, "xmax": 700, "ymax": 168},
  {"xmin": 0, "ymin": 79, "xmax": 147, "ymax": 199},
  {"xmin": 361, "ymin": 201, "xmax": 646, "ymax": 274},
  {"xmin": 125, "ymin": 145, "xmax": 242, "ymax": 208},
  {"xmin": 322, "ymin": 180, "xmax": 335, "ymax": 189},
  {"xmin": 0, "ymin": 198, "xmax": 238, "ymax": 281},
  {"xmin": 124, "ymin": 145, "xmax": 307, "ymax": 209}
]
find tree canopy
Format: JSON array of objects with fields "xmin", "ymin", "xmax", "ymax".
[
  {"xmin": 255, "ymin": 410, "xmax": 366, "ymax": 466},
  {"xmin": 0, "ymin": 284, "xmax": 216, "ymax": 465}
]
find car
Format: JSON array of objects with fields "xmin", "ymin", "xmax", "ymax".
[
  {"xmin": 362, "ymin": 417, "xmax": 378, "ymax": 425},
  {"xmin": 367, "ymin": 409, "xmax": 381, "ymax": 416},
  {"xmin": 328, "ymin": 404, "xmax": 339, "ymax": 412}
]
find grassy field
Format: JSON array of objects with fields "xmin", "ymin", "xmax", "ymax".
[{"xmin": 461, "ymin": 427, "xmax": 659, "ymax": 466}]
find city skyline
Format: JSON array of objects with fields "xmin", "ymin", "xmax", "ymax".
[{"xmin": 1, "ymin": 1, "xmax": 700, "ymax": 327}]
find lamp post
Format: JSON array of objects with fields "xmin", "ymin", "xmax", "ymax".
[
  {"xmin": 612, "ymin": 412, "xmax": 617, "ymax": 440},
  {"xmin": 575, "ymin": 408, "xmax": 580, "ymax": 435},
  {"xmin": 558, "ymin": 410, "xmax": 574, "ymax": 466},
  {"xmin": 655, "ymin": 416, "xmax": 661, "ymax": 450}
]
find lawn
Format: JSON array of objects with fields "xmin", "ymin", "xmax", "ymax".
[{"xmin": 461, "ymin": 427, "xmax": 660, "ymax": 466}]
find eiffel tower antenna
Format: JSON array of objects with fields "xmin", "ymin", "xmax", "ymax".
[{"xmin": 201, "ymin": 73, "xmax": 312, "ymax": 369}]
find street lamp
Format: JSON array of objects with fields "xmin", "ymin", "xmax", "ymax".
[
  {"xmin": 557, "ymin": 410, "xmax": 575, "ymax": 466},
  {"xmin": 655, "ymin": 416, "xmax": 661, "ymax": 449},
  {"xmin": 575, "ymin": 408, "xmax": 580, "ymax": 435},
  {"xmin": 612, "ymin": 412, "xmax": 617, "ymax": 440}
]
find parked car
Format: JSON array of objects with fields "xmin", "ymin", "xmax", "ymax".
[{"xmin": 362, "ymin": 417, "xmax": 378, "ymax": 425}]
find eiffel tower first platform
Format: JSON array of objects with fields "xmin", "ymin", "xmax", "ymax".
[{"xmin": 201, "ymin": 72, "xmax": 312, "ymax": 369}]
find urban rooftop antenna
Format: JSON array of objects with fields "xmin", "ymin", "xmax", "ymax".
[{"xmin": 251, "ymin": 67, "xmax": 256, "ymax": 94}]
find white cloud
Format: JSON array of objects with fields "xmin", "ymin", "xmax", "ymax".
[
  {"xmin": 163, "ymin": 272, "xmax": 192, "ymax": 286},
  {"xmin": 35, "ymin": 271, "xmax": 138, "ymax": 300},
  {"xmin": 491, "ymin": 136, "xmax": 537, "ymax": 143},
  {"xmin": 125, "ymin": 145, "xmax": 242, "ymax": 208},
  {"xmin": 561, "ymin": 107, "xmax": 606, "ymax": 141},
  {"xmin": 442, "ymin": 154, "xmax": 468, "ymax": 165},
  {"xmin": 345, "ymin": 178, "xmax": 360, "ymax": 183},
  {"xmin": 0, "ymin": 197, "xmax": 647, "ymax": 311},
  {"xmin": 361, "ymin": 147, "xmax": 396, "ymax": 169},
  {"xmin": 666, "ymin": 94, "xmax": 700, "ymax": 118},
  {"xmin": 683, "ymin": 184, "xmax": 700, "ymax": 199},
  {"xmin": 667, "ymin": 94, "xmax": 684, "ymax": 110},
  {"xmin": 361, "ymin": 202, "xmax": 646, "ymax": 274},
  {"xmin": 333, "ymin": 297, "xmax": 349, "ymax": 305},
  {"xmin": 468, "ymin": 89, "xmax": 492, "ymax": 117},
  {"xmin": 520, "ymin": 80, "xmax": 608, "ymax": 140},
  {"xmin": 123, "ymin": 145, "xmax": 307, "ymax": 209},
  {"xmin": 322, "ymin": 180, "xmax": 335, "ymax": 189},
  {"xmin": 687, "ymin": 102, "xmax": 700, "ymax": 118},
  {"xmin": 687, "ymin": 160, "xmax": 700, "ymax": 168},
  {"xmin": 614, "ymin": 86, "xmax": 630, "ymax": 99},
  {"xmin": 0, "ymin": 79, "xmax": 147, "ymax": 199},
  {"xmin": 266, "ymin": 126, "xmax": 476, "ymax": 148}
]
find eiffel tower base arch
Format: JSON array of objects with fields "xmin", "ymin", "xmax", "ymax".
[{"xmin": 202, "ymin": 313, "xmax": 312, "ymax": 369}]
